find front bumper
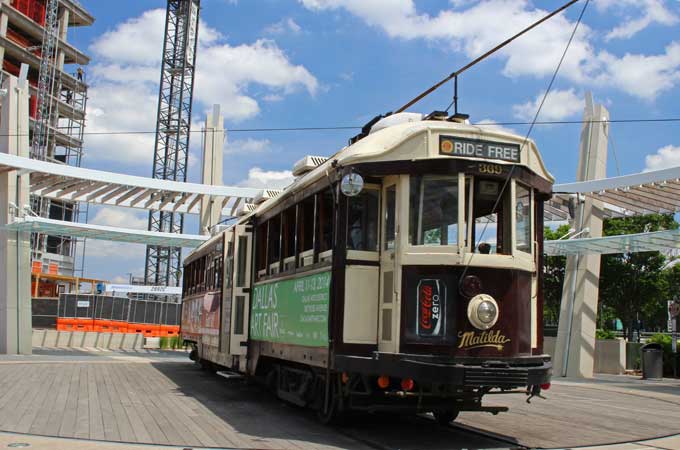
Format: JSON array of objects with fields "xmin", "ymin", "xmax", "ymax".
[{"xmin": 335, "ymin": 352, "xmax": 552, "ymax": 388}]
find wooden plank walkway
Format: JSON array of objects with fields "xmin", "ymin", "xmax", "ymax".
[
  {"xmin": 0, "ymin": 359, "xmax": 374, "ymax": 450},
  {"xmin": 1, "ymin": 352, "xmax": 678, "ymax": 449}
]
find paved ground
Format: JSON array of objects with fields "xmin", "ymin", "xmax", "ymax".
[{"xmin": 0, "ymin": 349, "xmax": 678, "ymax": 450}]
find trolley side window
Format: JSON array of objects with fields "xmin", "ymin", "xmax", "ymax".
[
  {"xmin": 384, "ymin": 185, "xmax": 397, "ymax": 250},
  {"xmin": 347, "ymin": 188, "xmax": 379, "ymax": 251},
  {"xmin": 268, "ymin": 215, "xmax": 282, "ymax": 274},
  {"xmin": 515, "ymin": 183, "xmax": 532, "ymax": 254},
  {"xmin": 472, "ymin": 179, "xmax": 511, "ymax": 254},
  {"xmin": 298, "ymin": 195, "xmax": 315, "ymax": 267},
  {"xmin": 255, "ymin": 222, "xmax": 268, "ymax": 277},
  {"xmin": 282, "ymin": 206, "xmax": 296, "ymax": 271},
  {"xmin": 318, "ymin": 189, "xmax": 334, "ymax": 261}
]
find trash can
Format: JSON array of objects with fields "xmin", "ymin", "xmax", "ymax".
[{"xmin": 640, "ymin": 343, "xmax": 663, "ymax": 380}]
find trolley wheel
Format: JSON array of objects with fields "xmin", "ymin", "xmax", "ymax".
[
  {"xmin": 188, "ymin": 347, "xmax": 198, "ymax": 362},
  {"xmin": 316, "ymin": 376, "xmax": 345, "ymax": 425},
  {"xmin": 433, "ymin": 410, "xmax": 459, "ymax": 425}
]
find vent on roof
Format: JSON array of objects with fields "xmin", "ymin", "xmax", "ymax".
[
  {"xmin": 292, "ymin": 155, "xmax": 328, "ymax": 177},
  {"xmin": 253, "ymin": 189, "xmax": 283, "ymax": 205},
  {"xmin": 236, "ymin": 203, "xmax": 258, "ymax": 216}
]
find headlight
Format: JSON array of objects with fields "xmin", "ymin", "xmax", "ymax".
[
  {"xmin": 467, "ymin": 294, "xmax": 499, "ymax": 330},
  {"xmin": 477, "ymin": 301, "xmax": 497, "ymax": 323}
]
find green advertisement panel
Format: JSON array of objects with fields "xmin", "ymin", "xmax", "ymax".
[{"xmin": 250, "ymin": 270, "xmax": 331, "ymax": 347}]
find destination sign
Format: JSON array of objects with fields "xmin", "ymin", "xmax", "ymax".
[{"xmin": 439, "ymin": 136, "xmax": 521, "ymax": 163}]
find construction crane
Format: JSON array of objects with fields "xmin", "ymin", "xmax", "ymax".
[{"xmin": 145, "ymin": 0, "xmax": 201, "ymax": 287}]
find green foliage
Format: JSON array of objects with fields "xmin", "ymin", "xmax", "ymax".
[
  {"xmin": 647, "ymin": 334, "xmax": 679, "ymax": 376},
  {"xmin": 159, "ymin": 335, "xmax": 183, "ymax": 350},
  {"xmin": 600, "ymin": 214, "xmax": 676, "ymax": 339},
  {"xmin": 543, "ymin": 214, "xmax": 679, "ymax": 339},
  {"xmin": 543, "ymin": 224, "xmax": 571, "ymax": 325},
  {"xmin": 596, "ymin": 329, "xmax": 617, "ymax": 340}
]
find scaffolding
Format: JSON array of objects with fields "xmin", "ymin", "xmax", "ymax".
[
  {"xmin": 145, "ymin": 0, "xmax": 200, "ymax": 287},
  {"xmin": 0, "ymin": 0, "xmax": 91, "ymax": 275}
]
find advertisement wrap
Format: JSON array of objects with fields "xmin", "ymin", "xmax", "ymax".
[{"xmin": 250, "ymin": 270, "xmax": 331, "ymax": 347}]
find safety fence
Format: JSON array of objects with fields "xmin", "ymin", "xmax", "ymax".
[{"xmin": 55, "ymin": 294, "xmax": 181, "ymax": 337}]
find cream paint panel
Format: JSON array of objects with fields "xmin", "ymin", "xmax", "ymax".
[
  {"xmin": 343, "ymin": 266, "xmax": 379, "ymax": 344},
  {"xmin": 401, "ymin": 252, "xmax": 535, "ymax": 272}
]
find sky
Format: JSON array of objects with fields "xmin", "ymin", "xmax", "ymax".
[{"xmin": 66, "ymin": 0, "xmax": 680, "ymax": 283}]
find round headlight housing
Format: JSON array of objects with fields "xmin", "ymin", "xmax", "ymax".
[{"xmin": 467, "ymin": 294, "xmax": 499, "ymax": 330}]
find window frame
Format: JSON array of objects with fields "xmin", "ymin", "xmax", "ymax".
[
  {"xmin": 346, "ymin": 183, "xmax": 381, "ymax": 261},
  {"xmin": 405, "ymin": 172, "xmax": 467, "ymax": 252},
  {"xmin": 512, "ymin": 180, "xmax": 534, "ymax": 258}
]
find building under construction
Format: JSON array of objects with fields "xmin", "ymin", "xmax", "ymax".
[{"xmin": 0, "ymin": 0, "xmax": 93, "ymax": 276}]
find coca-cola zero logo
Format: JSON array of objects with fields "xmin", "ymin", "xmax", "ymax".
[{"xmin": 417, "ymin": 279, "xmax": 444, "ymax": 337}]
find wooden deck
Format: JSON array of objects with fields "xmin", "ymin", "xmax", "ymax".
[
  {"xmin": 0, "ymin": 352, "xmax": 507, "ymax": 450},
  {"xmin": 0, "ymin": 351, "xmax": 678, "ymax": 449}
]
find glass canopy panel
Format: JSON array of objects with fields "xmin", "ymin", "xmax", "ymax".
[{"xmin": 544, "ymin": 229, "xmax": 680, "ymax": 256}]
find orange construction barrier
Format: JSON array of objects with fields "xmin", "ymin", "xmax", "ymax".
[
  {"xmin": 47, "ymin": 263, "xmax": 58, "ymax": 275},
  {"xmin": 31, "ymin": 261, "xmax": 42, "ymax": 274},
  {"xmin": 159, "ymin": 325, "xmax": 180, "ymax": 337}
]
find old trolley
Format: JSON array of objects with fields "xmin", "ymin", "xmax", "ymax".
[{"xmin": 182, "ymin": 113, "xmax": 553, "ymax": 423}]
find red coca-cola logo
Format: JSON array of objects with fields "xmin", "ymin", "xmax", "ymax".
[
  {"xmin": 417, "ymin": 279, "xmax": 444, "ymax": 337},
  {"xmin": 420, "ymin": 284, "xmax": 433, "ymax": 330}
]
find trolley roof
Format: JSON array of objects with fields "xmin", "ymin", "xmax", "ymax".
[{"xmin": 250, "ymin": 119, "xmax": 553, "ymax": 217}]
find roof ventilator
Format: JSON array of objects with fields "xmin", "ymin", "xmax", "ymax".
[
  {"xmin": 292, "ymin": 155, "xmax": 328, "ymax": 177},
  {"xmin": 253, "ymin": 190, "xmax": 282, "ymax": 205}
]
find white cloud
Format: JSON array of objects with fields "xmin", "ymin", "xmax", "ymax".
[
  {"xmin": 89, "ymin": 9, "xmax": 165, "ymax": 65},
  {"xmin": 90, "ymin": 206, "xmax": 149, "ymax": 230},
  {"xmin": 512, "ymin": 88, "xmax": 582, "ymax": 122},
  {"xmin": 84, "ymin": 81, "xmax": 157, "ymax": 165},
  {"xmin": 299, "ymin": 0, "xmax": 680, "ymax": 99},
  {"xmin": 194, "ymin": 39, "xmax": 318, "ymax": 120},
  {"xmin": 299, "ymin": 0, "xmax": 596, "ymax": 82},
  {"xmin": 239, "ymin": 167, "xmax": 294, "ymax": 189},
  {"xmin": 265, "ymin": 18, "xmax": 302, "ymax": 34},
  {"xmin": 84, "ymin": 239, "xmax": 146, "ymax": 260},
  {"xmin": 644, "ymin": 145, "xmax": 680, "ymax": 171},
  {"xmin": 595, "ymin": 43, "xmax": 680, "ymax": 99},
  {"xmin": 85, "ymin": 9, "xmax": 318, "ymax": 165},
  {"xmin": 474, "ymin": 119, "xmax": 517, "ymax": 135},
  {"xmin": 224, "ymin": 138, "xmax": 271, "ymax": 154},
  {"xmin": 598, "ymin": 0, "xmax": 678, "ymax": 41}
]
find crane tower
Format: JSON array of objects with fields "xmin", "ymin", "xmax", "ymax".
[{"xmin": 145, "ymin": 0, "xmax": 200, "ymax": 286}]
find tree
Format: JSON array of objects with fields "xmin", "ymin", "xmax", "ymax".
[
  {"xmin": 543, "ymin": 214, "xmax": 678, "ymax": 338},
  {"xmin": 543, "ymin": 224, "xmax": 571, "ymax": 325},
  {"xmin": 599, "ymin": 214, "xmax": 677, "ymax": 339}
]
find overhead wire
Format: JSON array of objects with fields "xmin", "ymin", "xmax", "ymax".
[{"xmin": 0, "ymin": 117, "xmax": 678, "ymax": 139}]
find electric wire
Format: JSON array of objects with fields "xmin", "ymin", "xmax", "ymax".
[
  {"xmin": 394, "ymin": 0, "xmax": 580, "ymax": 113},
  {"xmin": 0, "ymin": 117, "xmax": 678, "ymax": 138},
  {"xmin": 459, "ymin": 0, "xmax": 591, "ymax": 285}
]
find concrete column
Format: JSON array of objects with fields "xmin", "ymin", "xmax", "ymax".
[
  {"xmin": 199, "ymin": 104, "xmax": 224, "ymax": 235},
  {"xmin": 0, "ymin": 3, "xmax": 10, "ymax": 66},
  {"xmin": 0, "ymin": 74, "xmax": 32, "ymax": 354},
  {"xmin": 553, "ymin": 92, "xmax": 608, "ymax": 378}
]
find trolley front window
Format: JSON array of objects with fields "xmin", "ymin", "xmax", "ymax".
[
  {"xmin": 472, "ymin": 179, "xmax": 511, "ymax": 254},
  {"xmin": 409, "ymin": 175, "xmax": 459, "ymax": 246}
]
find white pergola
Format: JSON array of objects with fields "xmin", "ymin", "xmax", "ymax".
[
  {"xmin": 547, "ymin": 165, "xmax": 680, "ymax": 221},
  {"xmin": 0, "ymin": 151, "xmax": 265, "ymax": 216}
]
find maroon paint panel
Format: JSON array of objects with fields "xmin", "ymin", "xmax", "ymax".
[{"xmin": 400, "ymin": 266, "xmax": 533, "ymax": 358}]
